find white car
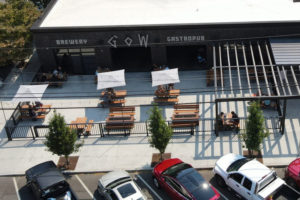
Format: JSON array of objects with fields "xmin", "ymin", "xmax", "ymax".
[
  {"xmin": 213, "ymin": 153, "xmax": 286, "ymax": 200},
  {"xmin": 97, "ymin": 170, "xmax": 147, "ymax": 200}
]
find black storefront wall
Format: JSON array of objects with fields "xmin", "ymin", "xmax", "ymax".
[{"xmin": 33, "ymin": 22, "xmax": 300, "ymax": 74}]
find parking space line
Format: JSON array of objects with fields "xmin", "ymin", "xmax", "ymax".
[
  {"xmin": 213, "ymin": 187, "xmax": 229, "ymax": 200},
  {"xmin": 136, "ymin": 175, "xmax": 163, "ymax": 200},
  {"xmin": 12, "ymin": 177, "xmax": 21, "ymax": 200},
  {"xmin": 75, "ymin": 175, "xmax": 94, "ymax": 199}
]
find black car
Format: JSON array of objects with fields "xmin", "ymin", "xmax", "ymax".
[{"xmin": 26, "ymin": 161, "xmax": 78, "ymax": 200}]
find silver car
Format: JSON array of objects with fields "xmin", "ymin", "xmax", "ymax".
[{"xmin": 97, "ymin": 170, "xmax": 147, "ymax": 200}]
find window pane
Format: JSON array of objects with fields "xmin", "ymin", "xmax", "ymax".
[
  {"xmin": 231, "ymin": 173, "xmax": 243, "ymax": 183},
  {"xmin": 243, "ymin": 178, "xmax": 252, "ymax": 191},
  {"xmin": 81, "ymin": 48, "xmax": 95, "ymax": 53},
  {"xmin": 69, "ymin": 49, "xmax": 80, "ymax": 53}
]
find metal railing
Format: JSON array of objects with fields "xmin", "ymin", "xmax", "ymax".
[{"xmin": 5, "ymin": 116, "xmax": 281, "ymax": 141}]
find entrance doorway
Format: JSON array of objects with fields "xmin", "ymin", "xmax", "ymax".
[
  {"xmin": 111, "ymin": 47, "xmax": 152, "ymax": 72},
  {"xmin": 166, "ymin": 45, "xmax": 207, "ymax": 70},
  {"xmin": 54, "ymin": 48, "xmax": 97, "ymax": 75}
]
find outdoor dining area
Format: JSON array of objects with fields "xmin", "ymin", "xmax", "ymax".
[
  {"xmin": 97, "ymin": 70, "xmax": 127, "ymax": 107},
  {"xmin": 105, "ymin": 106, "xmax": 136, "ymax": 136},
  {"xmin": 69, "ymin": 117, "xmax": 94, "ymax": 137},
  {"xmin": 152, "ymin": 68, "xmax": 180, "ymax": 103},
  {"xmin": 13, "ymin": 85, "xmax": 52, "ymax": 121},
  {"xmin": 217, "ymin": 111, "xmax": 240, "ymax": 133}
]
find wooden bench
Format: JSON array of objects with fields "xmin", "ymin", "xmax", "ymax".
[
  {"xmin": 109, "ymin": 106, "xmax": 135, "ymax": 113},
  {"xmin": 19, "ymin": 114, "xmax": 46, "ymax": 120},
  {"xmin": 105, "ymin": 124, "xmax": 134, "ymax": 136},
  {"xmin": 154, "ymin": 97, "xmax": 178, "ymax": 103},
  {"xmin": 109, "ymin": 112, "xmax": 135, "ymax": 117},
  {"xmin": 156, "ymin": 89, "xmax": 180, "ymax": 98},
  {"xmin": 174, "ymin": 110, "xmax": 199, "ymax": 114},
  {"xmin": 85, "ymin": 120, "xmax": 94, "ymax": 135},
  {"xmin": 174, "ymin": 104, "xmax": 199, "ymax": 110},
  {"xmin": 170, "ymin": 122, "xmax": 198, "ymax": 135}
]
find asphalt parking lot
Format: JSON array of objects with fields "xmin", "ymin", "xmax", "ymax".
[{"xmin": 0, "ymin": 167, "xmax": 290, "ymax": 200}]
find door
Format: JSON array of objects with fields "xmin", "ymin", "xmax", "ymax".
[
  {"xmin": 227, "ymin": 173, "xmax": 244, "ymax": 197},
  {"xmin": 240, "ymin": 177, "xmax": 253, "ymax": 200},
  {"xmin": 162, "ymin": 176, "xmax": 184, "ymax": 200}
]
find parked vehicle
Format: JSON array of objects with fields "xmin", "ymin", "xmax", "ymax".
[
  {"xmin": 25, "ymin": 161, "xmax": 78, "ymax": 200},
  {"xmin": 285, "ymin": 157, "xmax": 300, "ymax": 190},
  {"xmin": 213, "ymin": 153, "xmax": 300, "ymax": 200},
  {"xmin": 153, "ymin": 158, "xmax": 220, "ymax": 200},
  {"xmin": 97, "ymin": 170, "xmax": 147, "ymax": 200}
]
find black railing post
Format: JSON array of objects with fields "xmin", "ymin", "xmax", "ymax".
[
  {"xmin": 145, "ymin": 121, "xmax": 148, "ymax": 136},
  {"xmin": 281, "ymin": 99, "xmax": 287, "ymax": 135},
  {"xmin": 215, "ymin": 101, "xmax": 219, "ymax": 137},
  {"xmin": 30, "ymin": 126, "xmax": 35, "ymax": 140},
  {"xmin": 100, "ymin": 123, "xmax": 104, "ymax": 137},
  {"xmin": 34, "ymin": 126, "xmax": 39, "ymax": 137},
  {"xmin": 5, "ymin": 127, "xmax": 12, "ymax": 141}
]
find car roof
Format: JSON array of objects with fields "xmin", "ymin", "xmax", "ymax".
[
  {"xmin": 25, "ymin": 161, "xmax": 66, "ymax": 190},
  {"xmin": 288, "ymin": 158, "xmax": 300, "ymax": 175},
  {"xmin": 99, "ymin": 170, "xmax": 131, "ymax": 188},
  {"xmin": 238, "ymin": 159, "xmax": 271, "ymax": 182},
  {"xmin": 112, "ymin": 181, "xmax": 144, "ymax": 200},
  {"xmin": 176, "ymin": 168, "xmax": 216, "ymax": 200},
  {"xmin": 36, "ymin": 169, "xmax": 66, "ymax": 190}
]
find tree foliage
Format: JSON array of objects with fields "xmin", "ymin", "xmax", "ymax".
[
  {"xmin": 0, "ymin": 0, "xmax": 40, "ymax": 67},
  {"xmin": 30, "ymin": 0, "xmax": 51, "ymax": 9},
  {"xmin": 44, "ymin": 111, "xmax": 83, "ymax": 166},
  {"xmin": 148, "ymin": 104, "xmax": 173, "ymax": 160},
  {"xmin": 242, "ymin": 101, "xmax": 269, "ymax": 157}
]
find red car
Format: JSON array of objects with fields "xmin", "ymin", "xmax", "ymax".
[
  {"xmin": 285, "ymin": 158, "xmax": 300, "ymax": 190},
  {"xmin": 152, "ymin": 158, "xmax": 220, "ymax": 200}
]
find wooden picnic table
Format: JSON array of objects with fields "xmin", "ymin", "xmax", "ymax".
[{"xmin": 70, "ymin": 117, "xmax": 87, "ymax": 129}]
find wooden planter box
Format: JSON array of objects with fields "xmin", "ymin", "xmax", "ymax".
[
  {"xmin": 243, "ymin": 150, "xmax": 263, "ymax": 163},
  {"xmin": 57, "ymin": 156, "xmax": 79, "ymax": 170},
  {"xmin": 151, "ymin": 153, "xmax": 171, "ymax": 167}
]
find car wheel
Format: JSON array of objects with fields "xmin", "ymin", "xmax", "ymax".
[
  {"xmin": 216, "ymin": 175, "xmax": 226, "ymax": 188},
  {"xmin": 286, "ymin": 178, "xmax": 297, "ymax": 189},
  {"xmin": 153, "ymin": 177, "xmax": 160, "ymax": 189}
]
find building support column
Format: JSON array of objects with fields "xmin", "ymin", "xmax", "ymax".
[
  {"xmin": 206, "ymin": 45, "xmax": 213, "ymax": 67},
  {"xmin": 151, "ymin": 46, "xmax": 167, "ymax": 66},
  {"xmin": 36, "ymin": 48, "xmax": 57, "ymax": 72},
  {"xmin": 95, "ymin": 47, "xmax": 112, "ymax": 68}
]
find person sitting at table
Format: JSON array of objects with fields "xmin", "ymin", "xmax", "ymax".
[
  {"xmin": 155, "ymin": 85, "xmax": 166, "ymax": 97},
  {"xmin": 28, "ymin": 104, "xmax": 37, "ymax": 120},
  {"xmin": 231, "ymin": 111, "xmax": 240, "ymax": 126},
  {"xmin": 167, "ymin": 83, "xmax": 174, "ymax": 91}
]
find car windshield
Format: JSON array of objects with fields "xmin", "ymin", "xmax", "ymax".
[
  {"xmin": 117, "ymin": 183, "xmax": 136, "ymax": 198},
  {"xmin": 162, "ymin": 163, "xmax": 191, "ymax": 177},
  {"xmin": 227, "ymin": 158, "xmax": 252, "ymax": 172}
]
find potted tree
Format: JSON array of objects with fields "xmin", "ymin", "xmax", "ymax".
[
  {"xmin": 44, "ymin": 111, "xmax": 83, "ymax": 169},
  {"xmin": 242, "ymin": 101, "xmax": 269, "ymax": 162},
  {"xmin": 148, "ymin": 104, "xmax": 173, "ymax": 167}
]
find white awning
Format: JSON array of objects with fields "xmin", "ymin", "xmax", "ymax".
[
  {"xmin": 97, "ymin": 69, "xmax": 126, "ymax": 90},
  {"xmin": 269, "ymin": 38, "xmax": 300, "ymax": 65},
  {"xmin": 151, "ymin": 68, "xmax": 180, "ymax": 87},
  {"xmin": 12, "ymin": 84, "xmax": 48, "ymax": 102}
]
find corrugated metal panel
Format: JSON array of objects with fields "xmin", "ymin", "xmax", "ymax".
[{"xmin": 269, "ymin": 38, "xmax": 300, "ymax": 65}]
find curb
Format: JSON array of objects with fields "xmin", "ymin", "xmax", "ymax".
[{"xmin": 0, "ymin": 164, "xmax": 287, "ymax": 177}]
